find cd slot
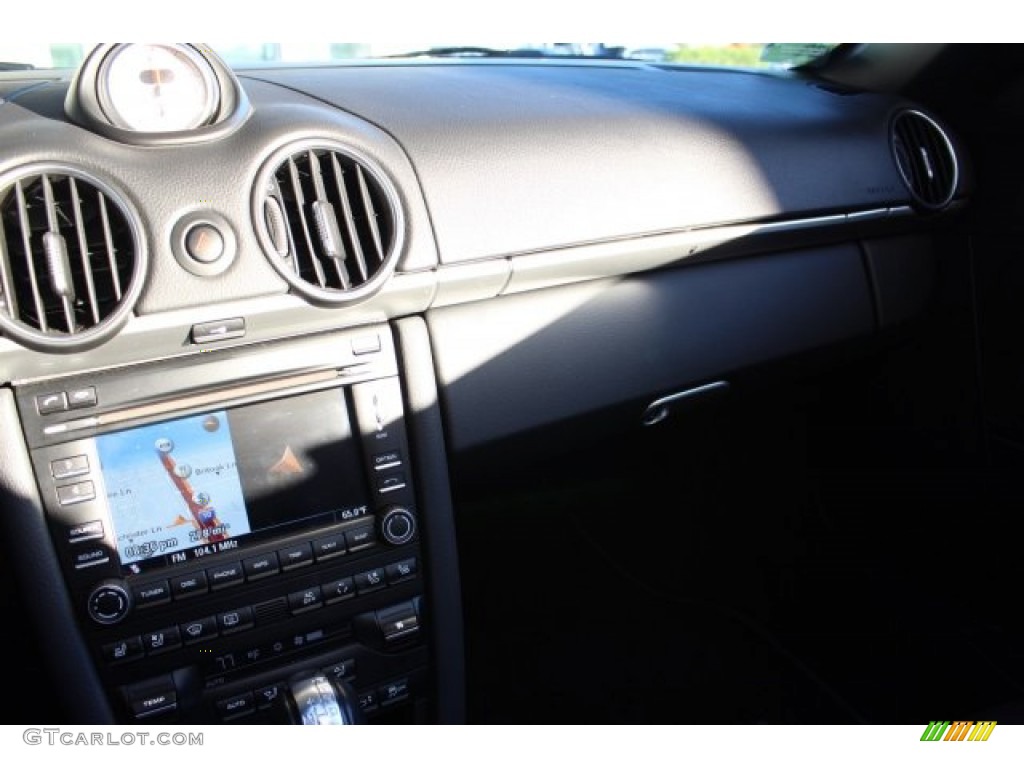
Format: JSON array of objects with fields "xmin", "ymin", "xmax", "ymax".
[{"xmin": 43, "ymin": 369, "xmax": 342, "ymax": 438}]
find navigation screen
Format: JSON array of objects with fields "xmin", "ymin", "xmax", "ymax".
[{"xmin": 94, "ymin": 388, "xmax": 369, "ymax": 574}]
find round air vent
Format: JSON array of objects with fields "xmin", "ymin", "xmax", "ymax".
[
  {"xmin": 891, "ymin": 110, "xmax": 959, "ymax": 210},
  {"xmin": 253, "ymin": 140, "xmax": 405, "ymax": 306},
  {"xmin": 0, "ymin": 164, "xmax": 146, "ymax": 351}
]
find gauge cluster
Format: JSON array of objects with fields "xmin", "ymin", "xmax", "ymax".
[{"xmin": 65, "ymin": 43, "xmax": 251, "ymax": 145}]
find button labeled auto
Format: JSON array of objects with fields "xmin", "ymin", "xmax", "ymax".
[{"xmin": 216, "ymin": 691, "xmax": 254, "ymax": 721}]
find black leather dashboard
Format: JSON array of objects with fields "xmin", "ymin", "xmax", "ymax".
[{"xmin": 0, "ymin": 52, "xmax": 967, "ymax": 725}]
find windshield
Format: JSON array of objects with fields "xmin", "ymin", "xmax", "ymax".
[{"xmin": 1, "ymin": 43, "xmax": 837, "ymax": 71}]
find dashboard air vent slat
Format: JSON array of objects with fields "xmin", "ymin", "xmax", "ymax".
[
  {"xmin": 68, "ymin": 177, "xmax": 101, "ymax": 326},
  {"xmin": 0, "ymin": 164, "xmax": 145, "ymax": 351},
  {"xmin": 254, "ymin": 141, "xmax": 403, "ymax": 306},
  {"xmin": 331, "ymin": 152, "xmax": 368, "ymax": 282},
  {"xmin": 891, "ymin": 110, "xmax": 958, "ymax": 210}
]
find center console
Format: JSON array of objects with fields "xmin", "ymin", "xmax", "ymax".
[{"xmin": 12, "ymin": 322, "xmax": 458, "ymax": 724}]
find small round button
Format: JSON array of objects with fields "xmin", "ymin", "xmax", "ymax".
[
  {"xmin": 380, "ymin": 507, "xmax": 417, "ymax": 546},
  {"xmin": 88, "ymin": 581, "xmax": 132, "ymax": 625},
  {"xmin": 184, "ymin": 223, "xmax": 225, "ymax": 264}
]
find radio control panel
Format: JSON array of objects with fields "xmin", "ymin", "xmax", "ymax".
[{"xmin": 18, "ymin": 326, "xmax": 434, "ymax": 723}]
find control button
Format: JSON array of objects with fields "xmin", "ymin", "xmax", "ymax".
[
  {"xmin": 180, "ymin": 615, "xmax": 218, "ymax": 645},
  {"xmin": 88, "ymin": 582, "xmax": 131, "ymax": 625},
  {"xmin": 142, "ymin": 626, "xmax": 182, "ymax": 656},
  {"xmin": 125, "ymin": 676, "xmax": 177, "ymax": 719},
  {"xmin": 216, "ymin": 691, "xmax": 255, "ymax": 721},
  {"xmin": 379, "ymin": 678, "xmax": 410, "ymax": 707},
  {"xmin": 254, "ymin": 682, "xmax": 286, "ymax": 711},
  {"xmin": 354, "ymin": 567, "xmax": 386, "ymax": 595},
  {"xmin": 278, "ymin": 542, "xmax": 313, "ymax": 571},
  {"xmin": 57, "ymin": 480, "xmax": 96, "ymax": 506},
  {"xmin": 322, "ymin": 658, "xmax": 357, "ymax": 682},
  {"xmin": 217, "ymin": 606, "xmax": 254, "ymax": 635},
  {"xmin": 191, "ymin": 317, "xmax": 245, "ymax": 345},
  {"xmin": 386, "ymin": 557, "xmax": 418, "ymax": 584},
  {"xmin": 35, "ymin": 391, "xmax": 68, "ymax": 415},
  {"xmin": 67, "ymin": 386, "xmax": 98, "ymax": 409},
  {"xmin": 358, "ymin": 689, "xmax": 378, "ymax": 713},
  {"xmin": 322, "ymin": 576, "xmax": 355, "ymax": 604},
  {"xmin": 345, "ymin": 525, "xmax": 377, "ymax": 552},
  {"xmin": 73, "ymin": 544, "xmax": 110, "ymax": 570},
  {"xmin": 380, "ymin": 507, "xmax": 417, "ymax": 546},
  {"xmin": 377, "ymin": 601, "xmax": 420, "ymax": 644},
  {"xmin": 372, "ymin": 450, "xmax": 403, "ymax": 471},
  {"xmin": 170, "ymin": 570, "xmax": 209, "ymax": 599},
  {"xmin": 377, "ymin": 474, "xmax": 407, "ymax": 495},
  {"xmin": 351, "ymin": 378, "xmax": 405, "ymax": 441},
  {"xmin": 207, "ymin": 561, "xmax": 244, "ymax": 590},
  {"xmin": 102, "ymin": 636, "xmax": 144, "ymax": 664},
  {"xmin": 185, "ymin": 224, "xmax": 225, "ymax": 264},
  {"xmin": 133, "ymin": 580, "xmax": 171, "ymax": 608},
  {"xmin": 242, "ymin": 551, "xmax": 280, "ymax": 580},
  {"xmin": 313, "ymin": 532, "xmax": 347, "ymax": 561},
  {"xmin": 67, "ymin": 519, "xmax": 104, "ymax": 544},
  {"xmin": 351, "ymin": 334, "xmax": 381, "ymax": 356},
  {"xmin": 51, "ymin": 455, "xmax": 90, "ymax": 480},
  {"xmin": 288, "ymin": 586, "xmax": 323, "ymax": 614}
]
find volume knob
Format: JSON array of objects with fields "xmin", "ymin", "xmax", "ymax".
[
  {"xmin": 380, "ymin": 507, "xmax": 417, "ymax": 546},
  {"xmin": 87, "ymin": 580, "xmax": 132, "ymax": 625}
]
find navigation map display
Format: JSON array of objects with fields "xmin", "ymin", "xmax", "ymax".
[
  {"xmin": 94, "ymin": 388, "xmax": 369, "ymax": 574},
  {"xmin": 97, "ymin": 411, "xmax": 248, "ymax": 567}
]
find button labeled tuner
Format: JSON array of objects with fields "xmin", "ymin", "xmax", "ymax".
[{"xmin": 380, "ymin": 507, "xmax": 417, "ymax": 546}]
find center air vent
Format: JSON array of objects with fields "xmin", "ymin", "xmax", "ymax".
[
  {"xmin": 0, "ymin": 165, "xmax": 145, "ymax": 352},
  {"xmin": 891, "ymin": 110, "xmax": 959, "ymax": 210},
  {"xmin": 253, "ymin": 141, "xmax": 404, "ymax": 305}
]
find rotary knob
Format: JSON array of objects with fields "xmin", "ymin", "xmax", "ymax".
[
  {"xmin": 380, "ymin": 506, "xmax": 417, "ymax": 546},
  {"xmin": 87, "ymin": 580, "xmax": 132, "ymax": 625}
]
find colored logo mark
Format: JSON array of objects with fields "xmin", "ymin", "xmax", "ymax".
[{"xmin": 920, "ymin": 721, "xmax": 996, "ymax": 742}]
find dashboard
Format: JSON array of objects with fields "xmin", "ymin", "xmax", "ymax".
[{"xmin": 0, "ymin": 44, "xmax": 983, "ymax": 725}]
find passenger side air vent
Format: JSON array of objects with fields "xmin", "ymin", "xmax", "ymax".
[
  {"xmin": 253, "ymin": 141, "xmax": 404, "ymax": 306},
  {"xmin": 0, "ymin": 165, "xmax": 145, "ymax": 351},
  {"xmin": 891, "ymin": 110, "xmax": 959, "ymax": 210}
]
